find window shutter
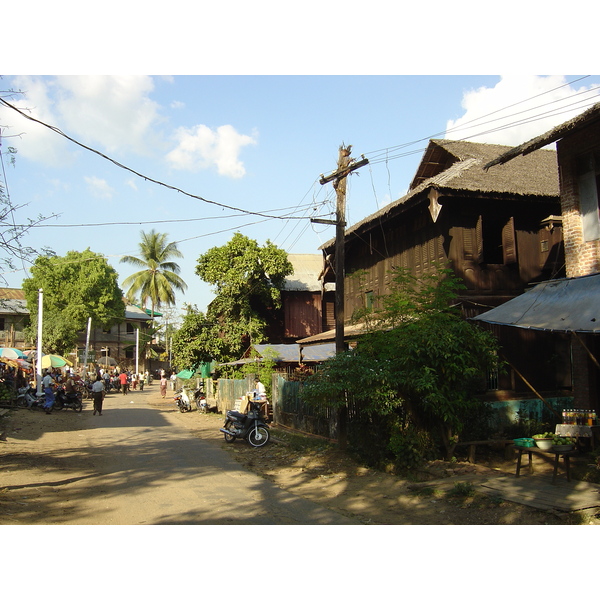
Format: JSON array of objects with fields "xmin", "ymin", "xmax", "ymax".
[
  {"xmin": 475, "ymin": 215, "xmax": 484, "ymax": 263},
  {"xmin": 464, "ymin": 216, "xmax": 483, "ymax": 263},
  {"xmin": 502, "ymin": 216, "xmax": 517, "ymax": 264}
]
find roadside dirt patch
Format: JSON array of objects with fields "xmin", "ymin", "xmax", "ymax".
[{"xmin": 2, "ymin": 391, "xmax": 599, "ymax": 525}]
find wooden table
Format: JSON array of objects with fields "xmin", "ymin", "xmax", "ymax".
[{"xmin": 513, "ymin": 445, "xmax": 578, "ymax": 484}]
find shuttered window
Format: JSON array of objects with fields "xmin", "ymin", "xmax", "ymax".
[
  {"xmin": 502, "ymin": 216, "xmax": 517, "ymax": 264},
  {"xmin": 577, "ymin": 151, "xmax": 600, "ymax": 242},
  {"xmin": 465, "ymin": 214, "xmax": 517, "ymax": 266}
]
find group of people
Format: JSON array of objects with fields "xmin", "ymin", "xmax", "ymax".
[
  {"xmin": 97, "ymin": 368, "xmax": 150, "ymax": 394},
  {"xmin": 41, "ymin": 368, "xmax": 81, "ymax": 414}
]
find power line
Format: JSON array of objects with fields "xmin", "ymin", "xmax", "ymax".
[
  {"xmin": 0, "ymin": 97, "xmax": 307, "ymax": 222},
  {"xmin": 363, "ymin": 76, "xmax": 598, "ymax": 163}
]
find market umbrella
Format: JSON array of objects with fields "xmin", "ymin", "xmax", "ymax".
[
  {"xmin": 0, "ymin": 356, "xmax": 19, "ymax": 368},
  {"xmin": 96, "ymin": 356, "xmax": 117, "ymax": 367},
  {"xmin": 40, "ymin": 354, "xmax": 73, "ymax": 369},
  {"xmin": 0, "ymin": 348, "xmax": 26, "ymax": 359}
]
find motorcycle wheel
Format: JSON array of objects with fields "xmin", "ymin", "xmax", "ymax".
[
  {"xmin": 248, "ymin": 425, "xmax": 270, "ymax": 448},
  {"xmin": 16, "ymin": 396, "xmax": 28, "ymax": 408},
  {"xmin": 53, "ymin": 400, "xmax": 64, "ymax": 411},
  {"xmin": 73, "ymin": 401, "xmax": 83, "ymax": 412},
  {"xmin": 195, "ymin": 397, "xmax": 206, "ymax": 411},
  {"xmin": 179, "ymin": 403, "xmax": 186, "ymax": 413},
  {"xmin": 223, "ymin": 420, "xmax": 236, "ymax": 443}
]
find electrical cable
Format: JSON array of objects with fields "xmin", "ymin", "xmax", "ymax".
[{"xmin": 0, "ymin": 97, "xmax": 306, "ymax": 222}]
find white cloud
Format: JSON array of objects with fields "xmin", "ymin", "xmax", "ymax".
[
  {"xmin": 166, "ymin": 124, "xmax": 258, "ymax": 178},
  {"xmin": 84, "ymin": 176, "xmax": 114, "ymax": 199},
  {"xmin": 0, "ymin": 75, "xmax": 164, "ymax": 165},
  {"xmin": 170, "ymin": 100, "xmax": 185, "ymax": 109},
  {"xmin": 1, "ymin": 75, "xmax": 72, "ymax": 166},
  {"xmin": 56, "ymin": 75, "xmax": 163, "ymax": 155},
  {"xmin": 445, "ymin": 75, "xmax": 600, "ymax": 147}
]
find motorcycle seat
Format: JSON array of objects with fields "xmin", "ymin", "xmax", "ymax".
[{"xmin": 227, "ymin": 410, "xmax": 245, "ymax": 419}]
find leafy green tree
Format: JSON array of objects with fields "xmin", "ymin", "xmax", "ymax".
[
  {"xmin": 22, "ymin": 249, "xmax": 126, "ymax": 355},
  {"xmin": 120, "ymin": 229, "xmax": 187, "ymax": 318},
  {"xmin": 195, "ymin": 232, "xmax": 293, "ymax": 362},
  {"xmin": 301, "ymin": 265, "xmax": 500, "ymax": 464},
  {"xmin": 171, "ymin": 305, "xmax": 222, "ymax": 370}
]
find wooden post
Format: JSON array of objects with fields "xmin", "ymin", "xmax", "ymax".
[{"xmin": 316, "ymin": 145, "xmax": 369, "ymax": 450}]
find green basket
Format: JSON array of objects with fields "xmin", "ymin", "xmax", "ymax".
[{"xmin": 513, "ymin": 438, "xmax": 535, "ymax": 448}]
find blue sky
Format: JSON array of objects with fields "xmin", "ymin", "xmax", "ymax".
[{"xmin": 2, "ymin": 74, "xmax": 600, "ymax": 319}]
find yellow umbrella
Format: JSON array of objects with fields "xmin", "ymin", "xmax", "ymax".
[{"xmin": 40, "ymin": 354, "xmax": 73, "ymax": 369}]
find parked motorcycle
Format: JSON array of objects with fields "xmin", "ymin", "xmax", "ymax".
[
  {"xmin": 16, "ymin": 385, "xmax": 41, "ymax": 409},
  {"xmin": 194, "ymin": 388, "xmax": 209, "ymax": 412},
  {"xmin": 220, "ymin": 399, "xmax": 270, "ymax": 447},
  {"xmin": 53, "ymin": 386, "xmax": 83, "ymax": 412},
  {"xmin": 174, "ymin": 387, "xmax": 193, "ymax": 412}
]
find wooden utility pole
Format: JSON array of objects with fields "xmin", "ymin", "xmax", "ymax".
[
  {"xmin": 314, "ymin": 144, "xmax": 368, "ymax": 448},
  {"xmin": 316, "ymin": 145, "xmax": 369, "ymax": 353}
]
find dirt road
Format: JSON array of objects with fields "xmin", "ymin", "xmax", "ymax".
[
  {"xmin": 0, "ymin": 387, "xmax": 356, "ymax": 524},
  {"xmin": 1, "ymin": 385, "xmax": 598, "ymax": 525}
]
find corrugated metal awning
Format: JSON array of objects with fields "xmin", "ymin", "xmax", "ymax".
[{"xmin": 470, "ymin": 273, "xmax": 600, "ymax": 333}]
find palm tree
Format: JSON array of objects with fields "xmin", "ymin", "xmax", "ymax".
[{"xmin": 120, "ymin": 230, "xmax": 188, "ymax": 318}]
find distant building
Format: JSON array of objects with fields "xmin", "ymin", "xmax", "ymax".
[
  {"xmin": 0, "ymin": 288, "xmax": 29, "ymax": 349},
  {"xmin": 0, "ymin": 287, "xmax": 156, "ymax": 371}
]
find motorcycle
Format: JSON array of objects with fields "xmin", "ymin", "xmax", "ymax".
[
  {"xmin": 194, "ymin": 388, "xmax": 209, "ymax": 412},
  {"xmin": 53, "ymin": 386, "xmax": 83, "ymax": 412},
  {"xmin": 16, "ymin": 385, "xmax": 42, "ymax": 409},
  {"xmin": 220, "ymin": 399, "xmax": 270, "ymax": 447},
  {"xmin": 174, "ymin": 387, "xmax": 193, "ymax": 412}
]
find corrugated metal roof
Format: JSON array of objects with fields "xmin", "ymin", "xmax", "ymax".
[
  {"xmin": 252, "ymin": 342, "xmax": 336, "ymax": 363},
  {"xmin": 0, "ymin": 288, "xmax": 26, "ymax": 300},
  {"xmin": 301, "ymin": 343, "xmax": 336, "ymax": 361},
  {"xmin": 0, "ymin": 298, "xmax": 28, "ymax": 315},
  {"xmin": 253, "ymin": 344, "xmax": 300, "ymax": 362},
  {"xmin": 470, "ymin": 273, "xmax": 600, "ymax": 333},
  {"xmin": 283, "ymin": 254, "xmax": 323, "ymax": 292},
  {"xmin": 125, "ymin": 304, "xmax": 153, "ymax": 320}
]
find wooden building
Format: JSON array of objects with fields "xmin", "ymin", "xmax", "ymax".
[
  {"xmin": 320, "ymin": 138, "xmax": 567, "ymax": 397},
  {"xmin": 267, "ymin": 254, "xmax": 335, "ymax": 344},
  {"xmin": 481, "ymin": 102, "xmax": 600, "ymax": 409}
]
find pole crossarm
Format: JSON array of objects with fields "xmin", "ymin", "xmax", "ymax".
[
  {"xmin": 310, "ymin": 218, "xmax": 344, "ymax": 226},
  {"xmin": 319, "ymin": 157, "xmax": 369, "ymax": 185}
]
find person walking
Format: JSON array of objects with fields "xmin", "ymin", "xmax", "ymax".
[
  {"xmin": 160, "ymin": 373, "xmax": 167, "ymax": 398},
  {"xmin": 119, "ymin": 371, "xmax": 129, "ymax": 395},
  {"xmin": 91, "ymin": 374, "xmax": 105, "ymax": 416}
]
